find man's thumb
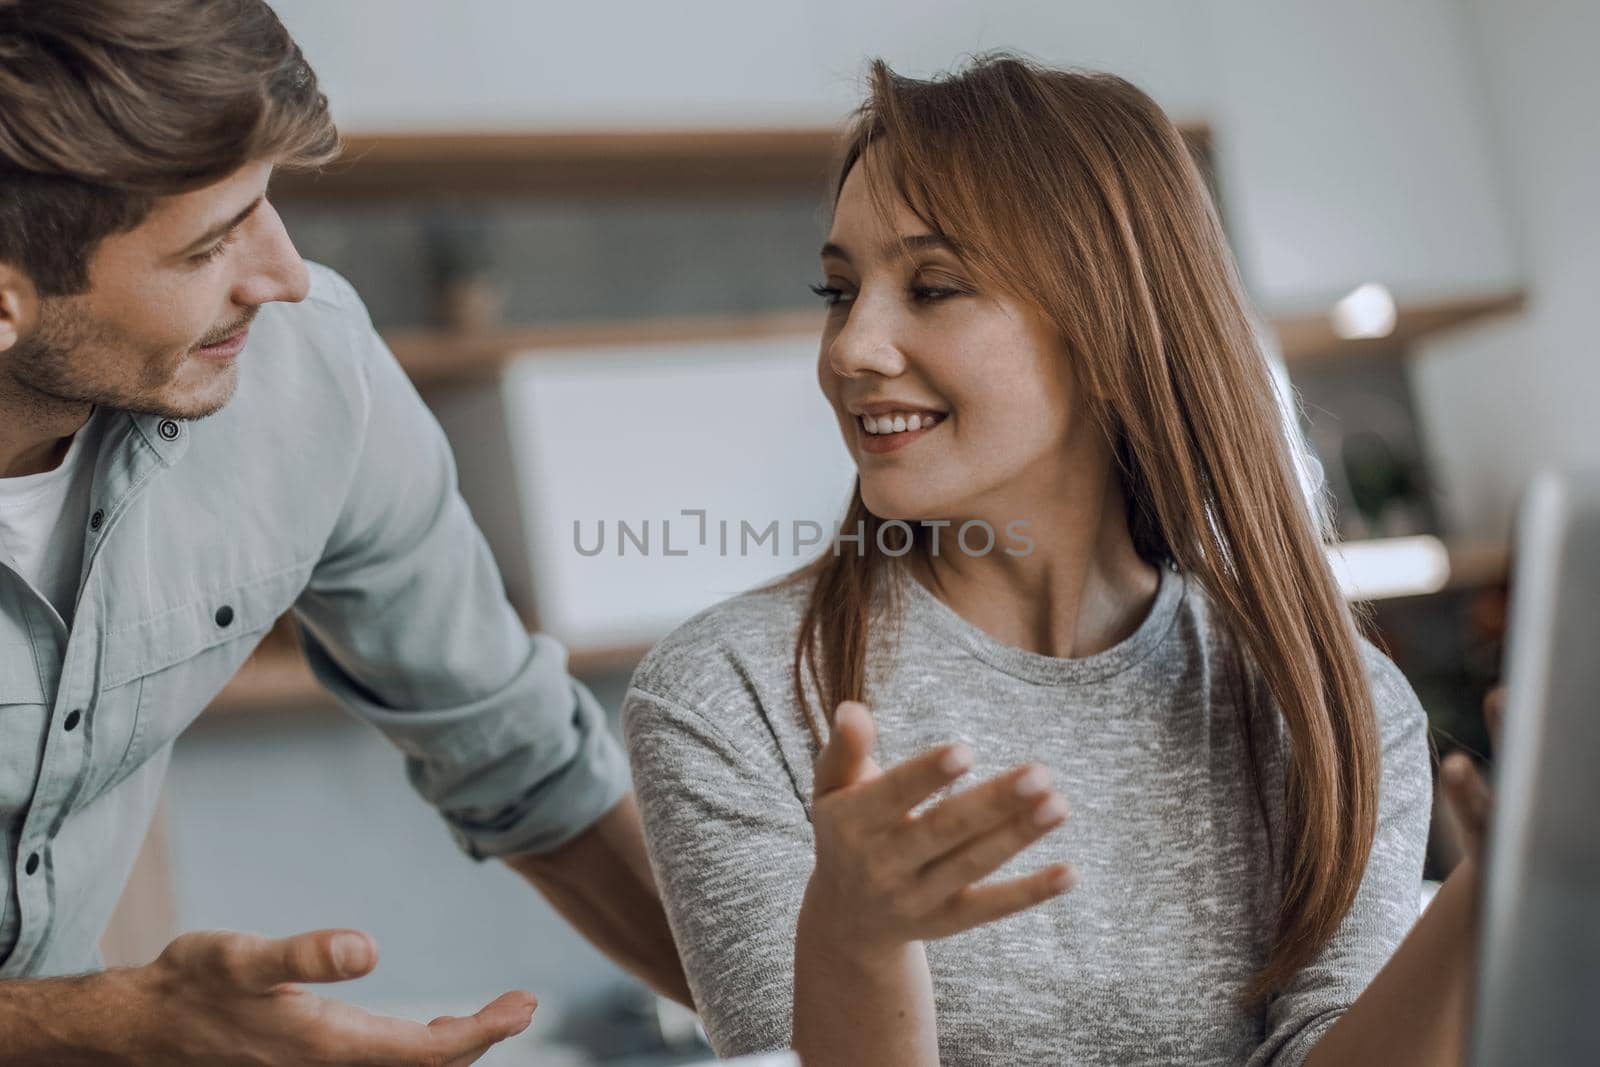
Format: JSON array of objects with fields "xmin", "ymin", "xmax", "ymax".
[{"xmin": 815, "ymin": 701, "xmax": 881, "ymax": 795}]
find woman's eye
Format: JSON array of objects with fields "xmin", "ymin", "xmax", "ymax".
[
  {"xmin": 911, "ymin": 285, "xmax": 962, "ymax": 304},
  {"xmin": 809, "ymin": 283, "xmax": 853, "ymax": 308}
]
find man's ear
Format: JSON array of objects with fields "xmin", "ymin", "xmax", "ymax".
[{"xmin": 0, "ymin": 261, "xmax": 40, "ymax": 355}]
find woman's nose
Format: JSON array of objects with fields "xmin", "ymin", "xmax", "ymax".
[{"xmin": 825, "ymin": 299, "xmax": 909, "ymax": 379}]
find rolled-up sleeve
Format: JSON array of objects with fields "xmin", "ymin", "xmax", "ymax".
[{"xmin": 291, "ymin": 273, "xmax": 628, "ymax": 859}]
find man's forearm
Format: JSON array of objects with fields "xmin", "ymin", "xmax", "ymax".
[
  {"xmin": 504, "ymin": 793, "xmax": 692, "ymax": 1006},
  {"xmin": 1305, "ymin": 860, "xmax": 1479, "ymax": 1067},
  {"xmin": 0, "ymin": 969, "xmax": 140, "ymax": 1065}
]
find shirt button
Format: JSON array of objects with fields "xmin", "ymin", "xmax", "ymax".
[
  {"xmin": 89, "ymin": 509, "xmax": 105, "ymax": 532},
  {"xmin": 64, "ymin": 709, "xmax": 81, "ymax": 732},
  {"xmin": 158, "ymin": 419, "xmax": 181, "ymax": 441},
  {"xmin": 215, "ymin": 605, "xmax": 235, "ymax": 628},
  {"xmin": 24, "ymin": 852, "xmax": 39, "ymax": 875}
]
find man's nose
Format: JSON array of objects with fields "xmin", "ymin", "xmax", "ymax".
[{"xmin": 232, "ymin": 202, "xmax": 309, "ymax": 307}]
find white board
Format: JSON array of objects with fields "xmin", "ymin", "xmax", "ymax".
[{"xmin": 499, "ymin": 333, "xmax": 857, "ymax": 651}]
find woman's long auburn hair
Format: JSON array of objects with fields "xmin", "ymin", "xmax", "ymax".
[{"xmin": 783, "ymin": 55, "xmax": 1379, "ymax": 1003}]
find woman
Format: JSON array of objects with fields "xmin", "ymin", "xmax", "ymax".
[{"xmin": 623, "ymin": 56, "xmax": 1479, "ymax": 1065}]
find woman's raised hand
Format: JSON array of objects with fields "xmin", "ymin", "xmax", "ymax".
[
  {"xmin": 801, "ymin": 700, "xmax": 1075, "ymax": 958},
  {"xmin": 1441, "ymin": 686, "xmax": 1507, "ymax": 868}
]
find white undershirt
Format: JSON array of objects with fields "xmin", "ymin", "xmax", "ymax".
[{"xmin": 0, "ymin": 409, "xmax": 106, "ymax": 628}]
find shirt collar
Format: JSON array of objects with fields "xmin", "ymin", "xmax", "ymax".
[{"xmin": 129, "ymin": 413, "xmax": 191, "ymax": 467}]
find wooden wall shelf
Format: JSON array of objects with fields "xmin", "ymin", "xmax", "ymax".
[
  {"xmin": 1275, "ymin": 290, "xmax": 1526, "ymax": 365},
  {"xmin": 271, "ymin": 126, "xmax": 1211, "ymax": 202},
  {"xmin": 274, "ymin": 129, "xmax": 843, "ymax": 200},
  {"xmin": 207, "ymin": 625, "xmax": 652, "ymax": 717},
  {"xmin": 385, "ymin": 288, "xmax": 1527, "ymax": 391}
]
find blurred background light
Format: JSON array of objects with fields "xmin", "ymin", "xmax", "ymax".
[
  {"xmin": 1327, "ymin": 534, "xmax": 1453, "ymax": 600},
  {"xmin": 1331, "ymin": 282, "xmax": 1399, "ymax": 340}
]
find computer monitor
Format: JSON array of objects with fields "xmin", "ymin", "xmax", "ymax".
[{"xmin": 1472, "ymin": 471, "xmax": 1600, "ymax": 1064}]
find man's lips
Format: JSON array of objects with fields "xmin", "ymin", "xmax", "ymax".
[{"xmin": 194, "ymin": 325, "xmax": 250, "ymax": 360}]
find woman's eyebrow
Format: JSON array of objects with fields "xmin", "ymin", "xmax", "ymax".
[
  {"xmin": 890, "ymin": 233, "xmax": 961, "ymax": 258},
  {"xmin": 820, "ymin": 233, "xmax": 961, "ymax": 264},
  {"xmin": 820, "ymin": 240, "xmax": 852, "ymax": 264}
]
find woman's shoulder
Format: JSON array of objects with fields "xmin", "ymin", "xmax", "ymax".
[
  {"xmin": 1175, "ymin": 573, "xmax": 1428, "ymax": 749},
  {"xmin": 623, "ymin": 572, "xmax": 815, "ymax": 729},
  {"xmin": 1352, "ymin": 633, "xmax": 1431, "ymax": 754}
]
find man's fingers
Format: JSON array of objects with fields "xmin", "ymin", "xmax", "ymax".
[
  {"xmin": 335, "ymin": 991, "xmax": 536, "ymax": 1067},
  {"xmin": 424, "ymin": 991, "xmax": 537, "ymax": 1063},
  {"xmin": 174, "ymin": 928, "xmax": 376, "ymax": 990},
  {"xmin": 901, "ymin": 763, "xmax": 1059, "ymax": 867},
  {"xmin": 815, "ymin": 701, "xmax": 883, "ymax": 795},
  {"xmin": 262, "ymin": 929, "xmax": 376, "ymax": 988},
  {"xmin": 927, "ymin": 864, "xmax": 1076, "ymax": 939},
  {"xmin": 910, "ymin": 793, "xmax": 1070, "ymax": 910}
]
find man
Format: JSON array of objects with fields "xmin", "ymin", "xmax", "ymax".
[{"xmin": 0, "ymin": 1, "xmax": 687, "ymax": 1062}]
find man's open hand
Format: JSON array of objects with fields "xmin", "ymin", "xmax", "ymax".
[{"xmin": 106, "ymin": 927, "xmax": 535, "ymax": 1066}]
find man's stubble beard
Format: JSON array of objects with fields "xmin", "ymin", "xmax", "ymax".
[{"xmin": 6, "ymin": 301, "xmax": 238, "ymax": 422}]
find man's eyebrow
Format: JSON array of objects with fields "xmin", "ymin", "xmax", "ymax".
[
  {"xmin": 175, "ymin": 195, "xmax": 264, "ymax": 257},
  {"xmin": 819, "ymin": 233, "xmax": 961, "ymax": 264}
]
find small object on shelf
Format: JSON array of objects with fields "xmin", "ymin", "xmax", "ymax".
[{"xmin": 423, "ymin": 203, "xmax": 504, "ymax": 333}]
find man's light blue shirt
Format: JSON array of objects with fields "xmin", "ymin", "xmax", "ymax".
[{"xmin": 0, "ymin": 264, "xmax": 628, "ymax": 977}]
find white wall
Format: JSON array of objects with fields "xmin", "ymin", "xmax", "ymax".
[
  {"xmin": 269, "ymin": 0, "xmax": 1219, "ymax": 130},
  {"xmin": 1206, "ymin": 0, "xmax": 1520, "ymax": 312},
  {"xmin": 1410, "ymin": 0, "xmax": 1600, "ymax": 539}
]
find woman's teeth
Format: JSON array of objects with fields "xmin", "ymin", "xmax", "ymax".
[{"xmin": 861, "ymin": 411, "xmax": 944, "ymax": 435}]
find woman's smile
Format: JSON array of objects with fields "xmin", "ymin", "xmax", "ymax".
[{"xmin": 857, "ymin": 410, "xmax": 947, "ymax": 454}]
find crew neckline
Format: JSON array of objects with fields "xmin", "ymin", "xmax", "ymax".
[
  {"xmin": 0, "ymin": 407, "xmax": 102, "ymax": 504},
  {"xmin": 898, "ymin": 560, "xmax": 1186, "ymax": 686}
]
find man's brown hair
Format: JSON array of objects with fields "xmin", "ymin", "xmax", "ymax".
[{"xmin": 0, "ymin": 0, "xmax": 339, "ymax": 296}]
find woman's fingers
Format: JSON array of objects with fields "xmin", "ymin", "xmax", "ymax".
[
  {"xmin": 908, "ymin": 792, "xmax": 1070, "ymax": 912},
  {"xmin": 1484, "ymin": 686, "xmax": 1507, "ymax": 751},
  {"xmin": 899, "ymin": 763, "xmax": 1060, "ymax": 868},
  {"xmin": 1441, "ymin": 686, "xmax": 1505, "ymax": 865},
  {"xmin": 814, "ymin": 701, "xmax": 883, "ymax": 795},
  {"xmin": 808, "ymin": 707, "xmax": 1075, "ymax": 947},
  {"xmin": 1441, "ymin": 751, "xmax": 1492, "ymax": 862},
  {"xmin": 926, "ymin": 864, "xmax": 1076, "ymax": 939},
  {"xmin": 818, "ymin": 702, "xmax": 976, "ymax": 825},
  {"xmin": 845, "ymin": 742, "xmax": 976, "ymax": 827}
]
